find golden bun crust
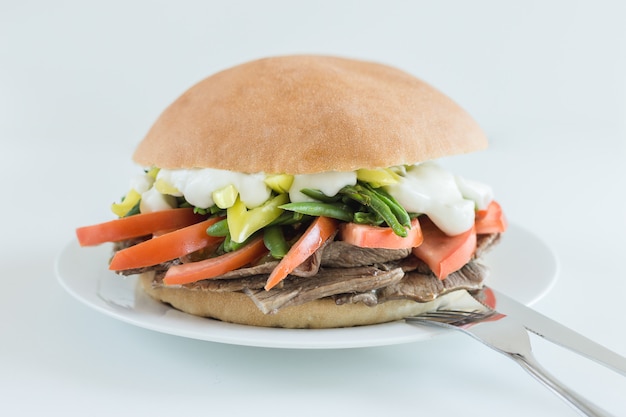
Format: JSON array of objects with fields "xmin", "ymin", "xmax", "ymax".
[
  {"xmin": 139, "ymin": 273, "xmax": 468, "ymax": 329},
  {"xmin": 133, "ymin": 55, "xmax": 487, "ymax": 174}
]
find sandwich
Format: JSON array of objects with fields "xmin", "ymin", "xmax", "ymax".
[{"xmin": 76, "ymin": 55, "xmax": 507, "ymax": 328}]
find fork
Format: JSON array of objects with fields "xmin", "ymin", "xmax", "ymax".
[{"xmin": 406, "ymin": 306, "xmax": 615, "ymax": 417}]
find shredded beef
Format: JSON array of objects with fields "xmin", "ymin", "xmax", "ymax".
[
  {"xmin": 116, "ymin": 258, "xmax": 182, "ymax": 276},
  {"xmin": 334, "ymin": 291, "xmax": 379, "ymax": 307},
  {"xmin": 376, "ymin": 261, "xmax": 487, "ymax": 303},
  {"xmin": 243, "ymin": 266, "xmax": 406, "ymax": 314},
  {"xmin": 320, "ymin": 241, "xmax": 411, "ymax": 268},
  {"xmin": 475, "ymin": 233, "xmax": 501, "ymax": 259},
  {"xmin": 119, "ymin": 232, "xmax": 501, "ymax": 315}
]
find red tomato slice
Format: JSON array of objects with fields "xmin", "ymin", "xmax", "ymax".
[
  {"xmin": 475, "ymin": 200, "xmax": 507, "ymax": 234},
  {"xmin": 163, "ymin": 236, "xmax": 268, "ymax": 286},
  {"xmin": 108, "ymin": 217, "xmax": 224, "ymax": 271},
  {"xmin": 76, "ymin": 208, "xmax": 206, "ymax": 246},
  {"xmin": 412, "ymin": 217, "xmax": 477, "ymax": 280},
  {"xmin": 264, "ymin": 216, "xmax": 339, "ymax": 290},
  {"xmin": 339, "ymin": 218, "xmax": 423, "ymax": 249}
]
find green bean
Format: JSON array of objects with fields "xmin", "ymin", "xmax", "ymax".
[
  {"xmin": 222, "ymin": 232, "xmax": 249, "ymax": 252},
  {"xmin": 268, "ymin": 210, "xmax": 308, "ymax": 226},
  {"xmin": 209, "ymin": 205, "xmax": 225, "ymax": 215},
  {"xmin": 280, "ymin": 202, "xmax": 354, "ymax": 222},
  {"xmin": 353, "ymin": 212, "xmax": 384, "ymax": 225},
  {"xmin": 177, "ymin": 197, "xmax": 191, "ymax": 208},
  {"xmin": 221, "ymin": 233, "xmax": 234, "ymax": 252},
  {"xmin": 339, "ymin": 185, "xmax": 371, "ymax": 205},
  {"xmin": 363, "ymin": 183, "xmax": 411, "ymax": 227},
  {"xmin": 341, "ymin": 185, "xmax": 407, "ymax": 237},
  {"xmin": 361, "ymin": 188, "xmax": 407, "ymax": 237},
  {"xmin": 263, "ymin": 226, "xmax": 289, "ymax": 259},
  {"xmin": 300, "ymin": 188, "xmax": 341, "ymax": 203},
  {"xmin": 206, "ymin": 218, "xmax": 229, "ymax": 237}
]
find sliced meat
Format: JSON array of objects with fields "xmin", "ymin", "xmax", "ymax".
[
  {"xmin": 150, "ymin": 270, "xmax": 269, "ymax": 293},
  {"xmin": 209, "ymin": 247, "xmax": 323, "ymax": 280},
  {"xmin": 244, "ymin": 266, "xmax": 405, "ymax": 314},
  {"xmin": 333, "ymin": 291, "xmax": 379, "ymax": 307},
  {"xmin": 136, "ymin": 232, "xmax": 495, "ymax": 315},
  {"xmin": 320, "ymin": 241, "xmax": 411, "ymax": 268},
  {"xmin": 377, "ymin": 261, "xmax": 487, "ymax": 303},
  {"xmin": 115, "ymin": 258, "xmax": 182, "ymax": 276},
  {"xmin": 117, "ymin": 242, "xmax": 323, "ymax": 281},
  {"xmin": 474, "ymin": 233, "xmax": 501, "ymax": 259},
  {"xmin": 112, "ymin": 236, "xmax": 150, "ymax": 252},
  {"xmin": 292, "ymin": 246, "xmax": 323, "ymax": 277},
  {"xmin": 210, "ymin": 231, "xmax": 329, "ymax": 279},
  {"xmin": 185, "ymin": 274, "xmax": 268, "ymax": 293},
  {"xmin": 147, "ymin": 259, "xmax": 487, "ymax": 313},
  {"xmin": 211, "ymin": 261, "xmax": 278, "ymax": 279}
]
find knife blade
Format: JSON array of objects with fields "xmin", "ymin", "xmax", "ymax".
[{"xmin": 483, "ymin": 287, "xmax": 626, "ymax": 377}]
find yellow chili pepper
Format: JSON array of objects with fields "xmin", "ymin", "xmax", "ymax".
[
  {"xmin": 356, "ymin": 168, "xmax": 400, "ymax": 187},
  {"xmin": 154, "ymin": 178, "xmax": 182, "ymax": 196},
  {"xmin": 264, "ymin": 174, "xmax": 294, "ymax": 193},
  {"xmin": 146, "ymin": 167, "xmax": 160, "ymax": 179},
  {"xmin": 212, "ymin": 184, "xmax": 239, "ymax": 209},
  {"xmin": 111, "ymin": 189, "xmax": 142, "ymax": 217},
  {"xmin": 227, "ymin": 194, "xmax": 289, "ymax": 243}
]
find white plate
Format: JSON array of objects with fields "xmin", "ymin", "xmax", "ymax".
[{"xmin": 55, "ymin": 223, "xmax": 558, "ymax": 349}]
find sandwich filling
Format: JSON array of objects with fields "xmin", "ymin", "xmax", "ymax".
[
  {"xmin": 126, "ymin": 162, "xmax": 492, "ymax": 236},
  {"xmin": 91, "ymin": 162, "xmax": 506, "ymax": 315}
]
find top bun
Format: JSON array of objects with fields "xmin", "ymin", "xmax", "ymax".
[{"xmin": 133, "ymin": 55, "xmax": 487, "ymax": 174}]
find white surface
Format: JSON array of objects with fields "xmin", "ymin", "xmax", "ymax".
[
  {"xmin": 2, "ymin": 1, "xmax": 625, "ymax": 416},
  {"xmin": 55, "ymin": 223, "xmax": 557, "ymax": 349}
]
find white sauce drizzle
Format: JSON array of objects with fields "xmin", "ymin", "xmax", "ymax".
[
  {"xmin": 289, "ymin": 171, "xmax": 357, "ymax": 203},
  {"xmin": 140, "ymin": 163, "xmax": 493, "ymax": 236},
  {"xmin": 140, "ymin": 187, "xmax": 176, "ymax": 213},
  {"xmin": 384, "ymin": 162, "xmax": 492, "ymax": 236},
  {"xmin": 156, "ymin": 168, "xmax": 271, "ymax": 209}
]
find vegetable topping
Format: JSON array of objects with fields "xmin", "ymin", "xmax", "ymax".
[{"xmin": 76, "ymin": 163, "xmax": 507, "ymax": 288}]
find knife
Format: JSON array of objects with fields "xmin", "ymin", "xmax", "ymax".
[{"xmin": 481, "ymin": 287, "xmax": 626, "ymax": 377}]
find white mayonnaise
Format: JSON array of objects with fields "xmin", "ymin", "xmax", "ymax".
[
  {"xmin": 454, "ymin": 175, "xmax": 493, "ymax": 211},
  {"xmin": 384, "ymin": 162, "xmax": 491, "ymax": 236},
  {"xmin": 140, "ymin": 187, "xmax": 176, "ymax": 213},
  {"xmin": 156, "ymin": 168, "xmax": 271, "ymax": 209},
  {"xmin": 129, "ymin": 173, "xmax": 154, "ymax": 194},
  {"xmin": 142, "ymin": 163, "xmax": 493, "ymax": 237},
  {"xmin": 289, "ymin": 171, "xmax": 357, "ymax": 203}
]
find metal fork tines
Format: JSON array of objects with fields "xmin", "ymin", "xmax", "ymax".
[
  {"xmin": 407, "ymin": 305, "xmax": 615, "ymax": 417},
  {"xmin": 409, "ymin": 309, "xmax": 501, "ymax": 326}
]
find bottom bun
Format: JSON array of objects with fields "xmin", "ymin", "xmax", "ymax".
[{"xmin": 140, "ymin": 273, "xmax": 475, "ymax": 329}]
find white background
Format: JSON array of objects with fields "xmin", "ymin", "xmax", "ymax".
[{"xmin": 1, "ymin": 1, "xmax": 625, "ymax": 416}]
